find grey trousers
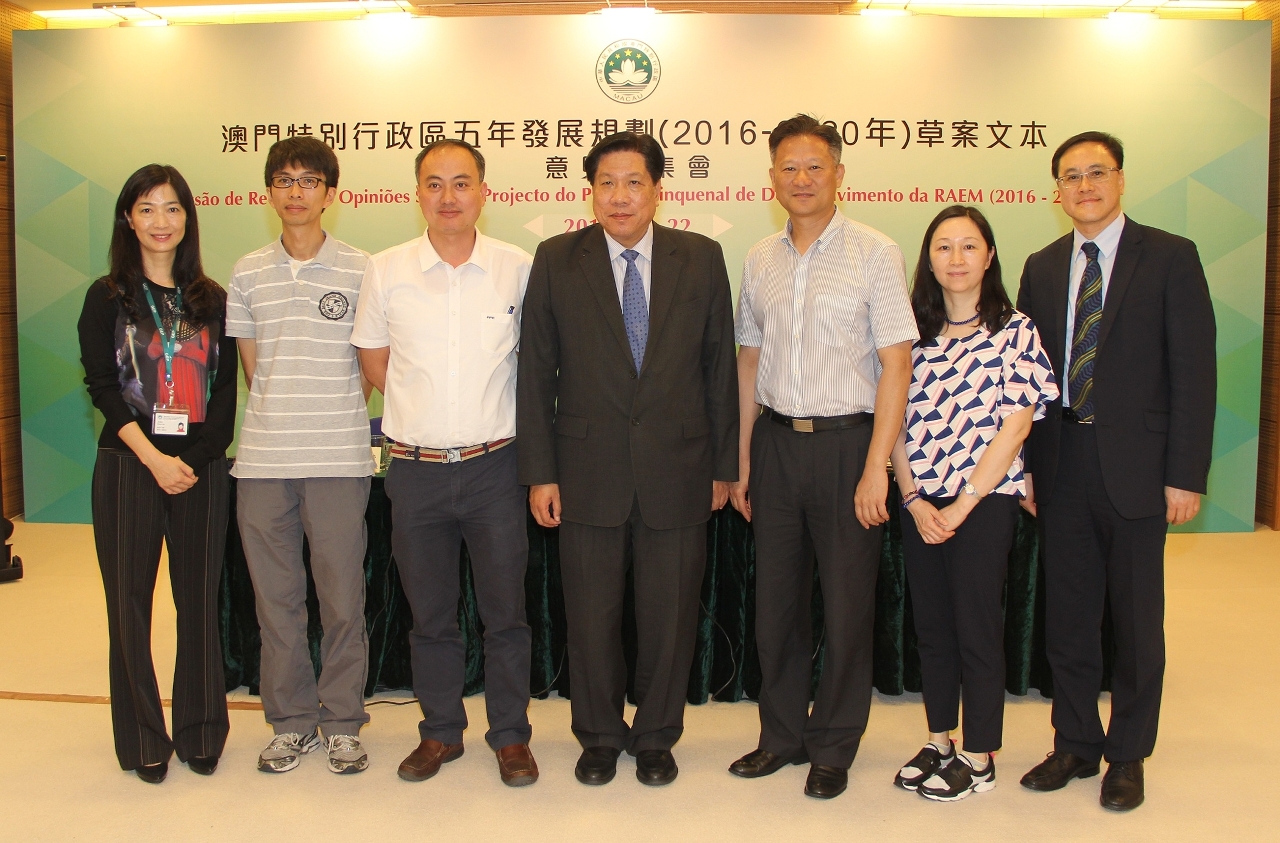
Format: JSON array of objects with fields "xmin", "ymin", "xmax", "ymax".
[{"xmin": 237, "ymin": 476, "xmax": 372, "ymax": 737}]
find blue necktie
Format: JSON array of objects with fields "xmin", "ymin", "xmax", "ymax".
[
  {"xmin": 1067, "ymin": 241, "xmax": 1103, "ymax": 422},
  {"xmin": 621, "ymin": 249, "xmax": 648, "ymax": 371}
]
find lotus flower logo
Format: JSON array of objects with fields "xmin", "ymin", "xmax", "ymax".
[
  {"xmin": 609, "ymin": 56, "xmax": 649, "ymax": 87},
  {"xmin": 596, "ymin": 39, "xmax": 662, "ymax": 104}
]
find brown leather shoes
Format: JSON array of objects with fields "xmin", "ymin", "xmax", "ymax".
[
  {"xmin": 397, "ymin": 739, "xmax": 464, "ymax": 782},
  {"xmin": 495, "ymin": 743, "xmax": 539, "ymax": 787}
]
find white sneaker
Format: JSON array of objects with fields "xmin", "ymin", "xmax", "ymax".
[
  {"xmin": 918, "ymin": 754, "xmax": 996, "ymax": 802},
  {"xmin": 258, "ymin": 730, "xmax": 322, "ymax": 773},
  {"xmin": 325, "ymin": 734, "xmax": 369, "ymax": 774}
]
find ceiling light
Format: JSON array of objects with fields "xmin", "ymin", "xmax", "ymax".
[{"xmin": 600, "ymin": 2, "xmax": 659, "ymax": 19}]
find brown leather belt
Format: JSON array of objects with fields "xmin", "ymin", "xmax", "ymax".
[
  {"xmin": 766, "ymin": 407, "xmax": 872, "ymax": 433},
  {"xmin": 388, "ymin": 437, "xmax": 513, "ymax": 464}
]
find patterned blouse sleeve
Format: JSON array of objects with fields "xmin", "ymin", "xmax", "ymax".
[{"xmin": 999, "ymin": 314, "xmax": 1059, "ymax": 422}]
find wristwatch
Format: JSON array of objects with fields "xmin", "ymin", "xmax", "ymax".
[{"xmin": 962, "ymin": 482, "xmax": 980, "ymax": 498}]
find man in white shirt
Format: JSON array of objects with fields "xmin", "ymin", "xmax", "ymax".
[
  {"xmin": 227, "ymin": 136, "xmax": 373, "ymax": 776},
  {"xmin": 351, "ymin": 139, "xmax": 538, "ymax": 787},
  {"xmin": 728, "ymin": 115, "xmax": 917, "ymax": 799}
]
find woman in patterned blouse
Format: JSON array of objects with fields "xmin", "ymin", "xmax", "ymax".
[{"xmin": 889, "ymin": 205, "xmax": 1058, "ymax": 802}]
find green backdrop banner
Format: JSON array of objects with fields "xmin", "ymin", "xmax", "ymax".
[{"xmin": 14, "ymin": 15, "xmax": 1268, "ymax": 529}]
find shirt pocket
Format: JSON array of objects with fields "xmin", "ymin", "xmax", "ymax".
[{"xmin": 480, "ymin": 312, "xmax": 517, "ymax": 354}]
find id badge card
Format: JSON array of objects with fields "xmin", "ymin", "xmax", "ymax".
[{"xmin": 152, "ymin": 403, "xmax": 190, "ymax": 436}]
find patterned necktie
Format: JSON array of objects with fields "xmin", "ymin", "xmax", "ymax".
[
  {"xmin": 621, "ymin": 249, "xmax": 648, "ymax": 371},
  {"xmin": 1067, "ymin": 241, "xmax": 1103, "ymax": 421}
]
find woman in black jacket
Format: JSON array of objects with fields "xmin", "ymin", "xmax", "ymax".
[{"xmin": 78, "ymin": 164, "xmax": 237, "ymax": 783}]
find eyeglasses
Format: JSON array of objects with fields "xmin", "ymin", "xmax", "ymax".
[
  {"xmin": 1055, "ymin": 167, "xmax": 1120, "ymax": 189},
  {"xmin": 270, "ymin": 175, "xmax": 325, "ymax": 190}
]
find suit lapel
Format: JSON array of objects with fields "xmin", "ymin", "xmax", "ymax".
[
  {"xmin": 643, "ymin": 225, "xmax": 682, "ymax": 376},
  {"xmin": 1096, "ymin": 217, "xmax": 1142, "ymax": 354},
  {"xmin": 1044, "ymin": 234, "xmax": 1074, "ymax": 375},
  {"xmin": 578, "ymin": 227, "xmax": 633, "ymax": 364}
]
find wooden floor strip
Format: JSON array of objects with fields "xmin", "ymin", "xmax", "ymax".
[{"xmin": 0, "ymin": 690, "xmax": 264, "ymax": 710}]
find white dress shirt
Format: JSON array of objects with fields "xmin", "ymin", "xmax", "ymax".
[
  {"xmin": 603, "ymin": 224, "xmax": 654, "ymax": 308},
  {"xmin": 1063, "ymin": 213, "xmax": 1126, "ymax": 404},
  {"xmin": 350, "ymin": 231, "xmax": 532, "ymax": 449}
]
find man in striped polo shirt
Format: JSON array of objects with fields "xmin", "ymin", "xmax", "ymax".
[
  {"xmin": 227, "ymin": 136, "xmax": 375, "ymax": 775},
  {"xmin": 727, "ymin": 115, "xmax": 918, "ymax": 798}
]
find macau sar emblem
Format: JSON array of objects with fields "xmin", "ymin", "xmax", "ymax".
[
  {"xmin": 596, "ymin": 39, "xmax": 662, "ymax": 104},
  {"xmin": 318, "ymin": 291, "xmax": 350, "ymax": 320}
]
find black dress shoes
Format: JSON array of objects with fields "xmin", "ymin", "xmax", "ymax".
[
  {"xmin": 729, "ymin": 749, "xmax": 804, "ymax": 778},
  {"xmin": 135, "ymin": 761, "xmax": 168, "ymax": 784},
  {"xmin": 635, "ymin": 749, "xmax": 678, "ymax": 786},
  {"xmin": 187, "ymin": 756, "xmax": 218, "ymax": 776},
  {"xmin": 1100, "ymin": 760, "xmax": 1145, "ymax": 811},
  {"xmin": 804, "ymin": 765, "xmax": 848, "ymax": 799},
  {"xmin": 1020, "ymin": 751, "xmax": 1101, "ymax": 791},
  {"xmin": 575, "ymin": 746, "xmax": 621, "ymax": 786}
]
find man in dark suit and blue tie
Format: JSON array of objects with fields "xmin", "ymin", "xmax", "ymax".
[
  {"xmin": 517, "ymin": 132, "xmax": 739, "ymax": 787},
  {"xmin": 1016, "ymin": 131, "xmax": 1216, "ymax": 811}
]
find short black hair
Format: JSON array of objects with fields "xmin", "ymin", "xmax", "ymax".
[
  {"xmin": 767, "ymin": 114, "xmax": 842, "ymax": 164},
  {"xmin": 1051, "ymin": 131, "xmax": 1124, "ymax": 178},
  {"xmin": 265, "ymin": 136, "xmax": 339, "ymax": 189},
  {"xmin": 414, "ymin": 139, "xmax": 486, "ymax": 183},
  {"xmin": 583, "ymin": 132, "xmax": 665, "ymax": 183}
]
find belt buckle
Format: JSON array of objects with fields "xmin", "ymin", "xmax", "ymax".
[
  {"xmin": 791, "ymin": 418, "xmax": 814, "ymax": 433},
  {"xmin": 443, "ymin": 447, "xmax": 462, "ymax": 463}
]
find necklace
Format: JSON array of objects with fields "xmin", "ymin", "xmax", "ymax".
[{"xmin": 946, "ymin": 312, "xmax": 979, "ymax": 326}]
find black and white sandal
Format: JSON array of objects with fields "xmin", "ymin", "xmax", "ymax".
[
  {"xmin": 894, "ymin": 741, "xmax": 956, "ymax": 790},
  {"xmin": 917, "ymin": 754, "xmax": 996, "ymax": 802}
]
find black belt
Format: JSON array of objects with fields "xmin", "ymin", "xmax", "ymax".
[
  {"xmin": 766, "ymin": 407, "xmax": 872, "ymax": 433},
  {"xmin": 1061, "ymin": 407, "xmax": 1093, "ymax": 425}
]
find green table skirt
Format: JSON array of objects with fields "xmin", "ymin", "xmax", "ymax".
[{"xmin": 219, "ymin": 478, "xmax": 1100, "ymax": 702}]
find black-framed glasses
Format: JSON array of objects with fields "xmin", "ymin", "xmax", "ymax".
[
  {"xmin": 270, "ymin": 175, "xmax": 325, "ymax": 190},
  {"xmin": 1055, "ymin": 167, "xmax": 1120, "ymax": 189}
]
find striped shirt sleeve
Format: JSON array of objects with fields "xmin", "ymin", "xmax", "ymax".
[
  {"xmin": 734, "ymin": 251, "xmax": 764, "ymax": 348},
  {"xmin": 866, "ymin": 241, "xmax": 918, "ymax": 350},
  {"xmin": 225, "ymin": 266, "xmax": 255, "ymax": 339}
]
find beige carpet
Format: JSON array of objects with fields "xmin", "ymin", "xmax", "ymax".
[{"xmin": 1, "ymin": 520, "xmax": 1276, "ymax": 841}]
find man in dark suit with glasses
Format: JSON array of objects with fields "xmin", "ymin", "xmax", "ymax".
[{"xmin": 1016, "ymin": 130, "xmax": 1216, "ymax": 811}]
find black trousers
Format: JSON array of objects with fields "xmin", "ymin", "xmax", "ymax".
[
  {"xmin": 559, "ymin": 498, "xmax": 706, "ymax": 754},
  {"xmin": 900, "ymin": 493, "xmax": 1019, "ymax": 754},
  {"xmin": 1041, "ymin": 424, "xmax": 1168, "ymax": 764},
  {"xmin": 90, "ymin": 449, "xmax": 230, "ymax": 770},
  {"xmin": 750, "ymin": 414, "xmax": 880, "ymax": 769},
  {"xmin": 385, "ymin": 445, "xmax": 532, "ymax": 751}
]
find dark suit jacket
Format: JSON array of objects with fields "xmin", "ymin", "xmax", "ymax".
[
  {"xmin": 1016, "ymin": 216, "xmax": 1216, "ymax": 520},
  {"xmin": 517, "ymin": 223, "xmax": 739, "ymax": 530}
]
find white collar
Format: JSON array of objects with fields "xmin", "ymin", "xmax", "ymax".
[
  {"xmin": 604, "ymin": 223, "xmax": 654, "ymax": 264},
  {"xmin": 1072, "ymin": 213, "xmax": 1126, "ymax": 260},
  {"xmin": 418, "ymin": 230, "xmax": 490, "ymax": 274}
]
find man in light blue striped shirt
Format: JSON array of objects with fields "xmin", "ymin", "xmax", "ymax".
[
  {"xmin": 226, "ymin": 137, "xmax": 374, "ymax": 776},
  {"xmin": 728, "ymin": 115, "xmax": 917, "ymax": 799}
]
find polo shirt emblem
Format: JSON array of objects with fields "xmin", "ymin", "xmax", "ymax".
[{"xmin": 318, "ymin": 291, "xmax": 349, "ymax": 320}]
